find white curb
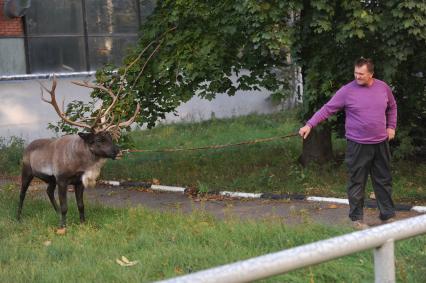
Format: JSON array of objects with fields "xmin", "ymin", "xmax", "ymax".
[
  {"xmin": 306, "ymin": 196, "xmax": 349, "ymax": 205},
  {"xmin": 101, "ymin": 180, "xmax": 426, "ymax": 213},
  {"xmin": 411, "ymin": 206, "xmax": 426, "ymax": 213},
  {"xmin": 102, "ymin": 180, "xmax": 121, "ymax": 186},
  {"xmin": 219, "ymin": 191, "xmax": 263, "ymax": 199},
  {"xmin": 151, "ymin": 185, "xmax": 186, "ymax": 193}
]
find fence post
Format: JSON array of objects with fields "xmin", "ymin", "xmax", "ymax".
[{"xmin": 374, "ymin": 239, "xmax": 395, "ymax": 283}]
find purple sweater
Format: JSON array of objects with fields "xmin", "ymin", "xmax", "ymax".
[{"xmin": 307, "ymin": 79, "xmax": 397, "ymax": 144}]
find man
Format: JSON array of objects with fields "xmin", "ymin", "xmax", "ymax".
[{"xmin": 299, "ymin": 57, "xmax": 397, "ymax": 229}]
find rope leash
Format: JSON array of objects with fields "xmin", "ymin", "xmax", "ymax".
[{"xmin": 123, "ymin": 132, "xmax": 300, "ymax": 154}]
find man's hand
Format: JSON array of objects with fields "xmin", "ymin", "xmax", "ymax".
[
  {"xmin": 387, "ymin": 128, "xmax": 395, "ymax": 141},
  {"xmin": 299, "ymin": 125, "xmax": 312, "ymax": 139}
]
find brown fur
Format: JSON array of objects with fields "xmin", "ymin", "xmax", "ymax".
[{"xmin": 17, "ymin": 132, "xmax": 119, "ymax": 227}]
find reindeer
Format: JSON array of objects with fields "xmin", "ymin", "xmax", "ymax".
[{"xmin": 17, "ymin": 76, "xmax": 140, "ymax": 228}]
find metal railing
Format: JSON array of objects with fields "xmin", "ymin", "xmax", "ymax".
[
  {"xmin": 0, "ymin": 71, "xmax": 96, "ymax": 81},
  {"xmin": 157, "ymin": 214, "xmax": 426, "ymax": 283}
]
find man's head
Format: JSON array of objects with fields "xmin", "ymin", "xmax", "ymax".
[{"xmin": 354, "ymin": 57, "xmax": 374, "ymax": 86}]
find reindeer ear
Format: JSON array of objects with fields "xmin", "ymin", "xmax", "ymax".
[{"xmin": 78, "ymin": 132, "xmax": 95, "ymax": 143}]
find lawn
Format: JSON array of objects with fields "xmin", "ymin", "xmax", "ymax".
[
  {"xmin": 1, "ymin": 187, "xmax": 425, "ymax": 282},
  {"xmin": 2, "ymin": 111, "xmax": 425, "ymax": 204},
  {"xmin": 1, "ymin": 111, "xmax": 425, "ymax": 282},
  {"xmin": 100, "ymin": 111, "xmax": 426, "ymax": 204}
]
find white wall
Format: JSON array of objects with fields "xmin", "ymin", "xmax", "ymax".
[{"xmin": 0, "ymin": 76, "xmax": 284, "ymax": 142}]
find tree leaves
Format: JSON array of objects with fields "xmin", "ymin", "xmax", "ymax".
[
  {"xmin": 296, "ymin": 0, "xmax": 426, "ymax": 157},
  {"xmin": 92, "ymin": 0, "xmax": 294, "ymax": 130},
  {"xmin": 52, "ymin": 1, "xmax": 425, "ymax": 157}
]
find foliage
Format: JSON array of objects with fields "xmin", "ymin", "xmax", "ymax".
[
  {"xmin": 47, "ymin": 100, "xmax": 96, "ymax": 135},
  {"xmin": 0, "ymin": 136, "xmax": 25, "ymax": 176},
  {"xmin": 295, "ymin": 0, "xmax": 426, "ymax": 157},
  {"xmin": 53, "ymin": 1, "xmax": 297, "ymax": 136},
  {"xmin": 92, "ymin": 1, "xmax": 298, "ymax": 128},
  {"xmin": 52, "ymin": 1, "xmax": 426, "ymax": 158}
]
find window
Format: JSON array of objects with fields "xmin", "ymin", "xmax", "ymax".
[{"xmin": 0, "ymin": 0, "xmax": 156, "ymax": 76}]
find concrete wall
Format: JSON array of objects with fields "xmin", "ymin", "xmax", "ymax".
[
  {"xmin": 0, "ymin": 76, "xmax": 283, "ymax": 142},
  {"xmin": 0, "ymin": 38, "xmax": 26, "ymax": 75},
  {"xmin": 0, "ymin": 77, "xmax": 92, "ymax": 141}
]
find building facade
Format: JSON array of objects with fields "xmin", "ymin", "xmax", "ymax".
[
  {"xmin": 0, "ymin": 0, "xmax": 301, "ymax": 141},
  {"xmin": 0, "ymin": 0, "xmax": 155, "ymax": 77}
]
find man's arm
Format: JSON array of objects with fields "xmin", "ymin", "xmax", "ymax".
[
  {"xmin": 385, "ymin": 85, "xmax": 397, "ymax": 140},
  {"xmin": 299, "ymin": 87, "xmax": 346, "ymax": 139}
]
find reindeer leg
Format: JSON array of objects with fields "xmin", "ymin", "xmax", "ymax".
[
  {"xmin": 46, "ymin": 179, "xmax": 59, "ymax": 213},
  {"xmin": 57, "ymin": 181, "xmax": 68, "ymax": 228},
  {"xmin": 17, "ymin": 165, "xmax": 33, "ymax": 221},
  {"xmin": 74, "ymin": 182, "xmax": 85, "ymax": 223}
]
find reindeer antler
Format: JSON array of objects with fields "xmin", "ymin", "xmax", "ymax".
[
  {"xmin": 103, "ymin": 103, "xmax": 141, "ymax": 139},
  {"xmin": 71, "ymin": 80, "xmax": 118, "ymax": 130},
  {"xmin": 40, "ymin": 28, "xmax": 175, "ymax": 138},
  {"xmin": 40, "ymin": 76, "xmax": 140, "ymax": 139},
  {"xmin": 70, "ymin": 80, "xmax": 141, "ymax": 139},
  {"xmin": 39, "ymin": 75, "xmax": 93, "ymax": 131}
]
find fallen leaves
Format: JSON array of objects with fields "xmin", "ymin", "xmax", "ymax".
[
  {"xmin": 116, "ymin": 256, "xmax": 139, "ymax": 267},
  {"xmin": 55, "ymin": 228, "xmax": 67, "ymax": 235},
  {"xmin": 187, "ymin": 192, "xmax": 234, "ymax": 202},
  {"xmin": 174, "ymin": 266, "xmax": 184, "ymax": 274}
]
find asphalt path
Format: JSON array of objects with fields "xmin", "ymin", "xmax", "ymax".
[{"xmin": 2, "ymin": 178, "xmax": 420, "ymax": 228}]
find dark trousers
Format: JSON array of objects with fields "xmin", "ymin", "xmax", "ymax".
[{"xmin": 345, "ymin": 140, "xmax": 395, "ymax": 221}]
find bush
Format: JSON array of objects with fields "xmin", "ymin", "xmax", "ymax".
[{"xmin": 0, "ymin": 136, "xmax": 25, "ymax": 176}]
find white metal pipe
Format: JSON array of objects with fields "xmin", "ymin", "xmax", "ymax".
[
  {"xmin": 374, "ymin": 239, "xmax": 395, "ymax": 283},
  {"xmin": 0, "ymin": 71, "xmax": 96, "ymax": 81},
  {"xmin": 157, "ymin": 214, "xmax": 426, "ymax": 283}
]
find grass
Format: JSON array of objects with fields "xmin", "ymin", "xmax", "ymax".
[
  {"xmin": 1, "ymin": 111, "xmax": 425, "ymax": 204},
  {"xmin": 1, "ymin": 187, "xmax": 425, "ymax": 282},
  {"xmin": 0, "ymin": 136, "xmax": 25, "ymax": 177},
  {"xmin": 100, "ymin": 111, "xmax": 426, "ymax": 204}
]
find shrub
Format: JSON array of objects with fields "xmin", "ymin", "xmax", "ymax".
[{"xmin": 0, "ymin": 136, "xmax": 25, "ymax": 176}]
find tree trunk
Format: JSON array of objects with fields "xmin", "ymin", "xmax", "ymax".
[{"xmin": 298, "ymin": 126, "xmax": 333, "ymax": 166}]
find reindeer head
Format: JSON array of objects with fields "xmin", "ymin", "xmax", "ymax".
[
  {"xmin": 78, "ymin": 131, "xmax": 120, "ymax": 159},
  {"xmin": 39, "ymin": 75, "xmax": 140, "ymax": 144}
]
